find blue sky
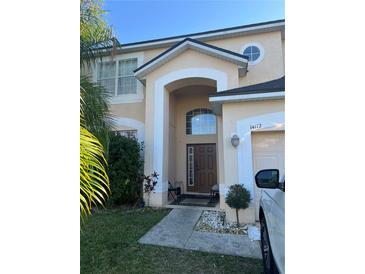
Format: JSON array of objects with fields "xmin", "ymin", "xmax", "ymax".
[{"xmin": 103, "ymin": 0, "xmax": 285, "ymax": 44}]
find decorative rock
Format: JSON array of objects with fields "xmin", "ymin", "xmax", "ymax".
[{"xmin": 194, "ymin": 210, "xmax": 249, "ymax": 235}]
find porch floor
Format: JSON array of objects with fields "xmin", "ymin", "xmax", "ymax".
[
  {"xmin": 138, "ymin": 208, "xmax": 262, "ymax": 259},
  {"xmin": 168, "ymin": 193, "xmax": 219, "ymax": 208}
]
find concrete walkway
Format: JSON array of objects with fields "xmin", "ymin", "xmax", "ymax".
[{"xmin": 138, "ymin": 208, "xmax": 262, "ymax": 259}]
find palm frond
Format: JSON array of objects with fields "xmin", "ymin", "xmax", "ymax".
[
  {"xmin": 80, "ymin": 0, "xmax": 114, "ymax": 220},
  {"xmin": 80, "ymin": 123, "xmax": 110, "ymax": 218},
  {"xmin": 80, "ymin": 0, "xmax": 117, "ymax": 69},
  {"xmin": 80, "ymin": 75, "xmax": 115, "ymax": 152}
]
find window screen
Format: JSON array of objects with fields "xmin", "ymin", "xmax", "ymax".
[
  {"xmin": 118, "ymin": 58, "xmax": 137, "ymax": 95},
  {"xmin": 97, "ymin": 61, "xmax": 116, "ymax": 95}
]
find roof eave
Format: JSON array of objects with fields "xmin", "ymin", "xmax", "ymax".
[
  {"xmin": 120, "ymin": 20, "xmax": 285, "ymax": 52},
  {"xmin": 209, "ymin": 91, "xmax": 285, "ymax": 104}
]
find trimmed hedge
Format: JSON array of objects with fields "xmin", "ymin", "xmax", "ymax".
[{"xmin": 107, "ymin": 132, "xmax": 144, "ymax": 206}]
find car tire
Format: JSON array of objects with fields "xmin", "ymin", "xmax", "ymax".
[{"xmin": 260, "ymin": 216, "xmax": 279, "ymax": 274}]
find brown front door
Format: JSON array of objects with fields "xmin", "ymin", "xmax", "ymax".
[{"xmin": 187, "ymin": 144, "xmax": 217, "ymax": 193}]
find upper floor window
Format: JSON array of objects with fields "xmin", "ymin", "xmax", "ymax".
[
  {"xmin": 118, "ymin": 59, "xmax": 137, "ymax": 95},
  {"xmin": 96, "ymin": 58, "xmax": 138, "ymax": 96},
  {"xmin": 186, "ymin": 108, "xmax": 216, "ymax": 135},
  {"xmin": 242, "ymin": 43, "xmax": 264, "ymax": 65},
  {"xmin": 97, "ymin": 61, "xmax": 116, "ymax": 94}
]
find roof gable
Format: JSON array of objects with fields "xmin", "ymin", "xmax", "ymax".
[{"xmin": 134, "ymin": 38, "xmax": 248, "ymax": 79}]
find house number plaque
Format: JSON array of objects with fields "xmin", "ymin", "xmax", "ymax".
[{"xmin": 250, "ymin": 123, "xmax": 262, "ymax": 130}]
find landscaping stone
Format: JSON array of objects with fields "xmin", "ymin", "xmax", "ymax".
[{"xmin": 194, "ymin": 210, "xmax": 250, "ymax": 235}]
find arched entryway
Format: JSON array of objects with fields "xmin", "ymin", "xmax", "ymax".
[{"xmin": 148, "ymin": 68, "xmax": 228, "ymax": 206}]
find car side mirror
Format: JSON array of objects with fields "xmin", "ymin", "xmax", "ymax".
[{"xmin": 255, "ymin": 169, "xmax": 279, "ymax": 189}]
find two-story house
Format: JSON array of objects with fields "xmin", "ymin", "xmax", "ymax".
[{"xmin": 90, "ymin": 19, "xmax": 285, "ymax": 224}]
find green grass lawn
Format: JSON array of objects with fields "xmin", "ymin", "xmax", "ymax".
[{"xmin": 80, "ymin": 208, "xmax": 263, "ymax": 274}]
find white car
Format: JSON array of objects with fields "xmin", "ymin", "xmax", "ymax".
[{"xmin": 255, "ymin": 169, "xmax": 285, "ymax": 274}]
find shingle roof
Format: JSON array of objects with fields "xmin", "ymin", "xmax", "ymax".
[
  {"xmin": 123, "ymin": 19, "xmax": 285, "ymax": 47},
  {"xmin": 211, "ymin": 76, "xmax": 285, "ymax": 97}
]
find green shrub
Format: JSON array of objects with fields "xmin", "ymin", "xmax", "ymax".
[
  {"xmin": 107, "ymin": 132, "xmax": 144, "ymax": 206},
  {"xmin": 225, "ymin": 184, "xmax": 251, "ymax": 226}
]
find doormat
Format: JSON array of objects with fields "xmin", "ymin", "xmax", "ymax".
[{"xmin": 170, "ymin": 194, "xmax": 219, "ymax": 207}]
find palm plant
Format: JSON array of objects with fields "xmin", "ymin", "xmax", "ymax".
[
  {"xmin": 80, "ymin": 0, "xmax": 116, "ymax": 217},
  {"xmin": 80, "ymin": 99, "xmax": 110, "ymax": 218},
  {"xmin": 80, "ymin": 76, "xmax": 114, "ymax": 153},
  {"xmin": 80, "ymin": 0, "xmax": 118, "ymax": 68}
]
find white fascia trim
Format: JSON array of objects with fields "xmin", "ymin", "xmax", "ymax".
[
  {"xmin": 209, "ymin": 91, "xmax": 285, "ymax": 103},
  {"xmin": 122, "ymin": 22, "xmax": 285, "ymax": 50},
  {"xmin": 134, "ymin": 40, "xmax": 247, "ymax": 79}
]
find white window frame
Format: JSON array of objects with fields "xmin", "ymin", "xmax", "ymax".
[
  {"xmin": 117, "ymin": 58, "xmax": 138, "ymax": 96},
  {"xmin": 95, "ymin": 61, "xmax": 116, "ymax": 95},
  {"xmin": 241, "ymin": 42, "xmax": 264, "ymax": 65},
  {"xmin": 186, "ymin": 108, "xmax": 217, "ymax": 136},
  {"xmin": 94, "ymin": 52, "xmax": 144, "ymax": 104}
]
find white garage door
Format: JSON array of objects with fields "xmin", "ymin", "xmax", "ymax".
[{"xmin": 252, "ymin": 131, "xmax": 285, "ymax": 221}]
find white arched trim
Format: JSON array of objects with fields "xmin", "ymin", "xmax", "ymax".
[
  {"xmin": 236, "ymin": 111, "xmax": 284, "ymax": 198},
  {"xmin": 153, "ymin": 68, "xmax": 228, "ymax": 192},
  {"xmin": 155, "ymin": 68, "xmax": 228, "ymax": 92},
  {"xmin": 114, "ymin": 117, "xmax": 145, "ymax": 143}
]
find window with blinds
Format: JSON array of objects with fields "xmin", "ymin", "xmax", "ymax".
[
  {"xmin": 118, "ymin": 59, "xmax": 137, "ymax": 95},
  {"xmin": 96, "ymin": 58, "xmax": 138, "ymax": 96},
  {"xmin": 96, "ymin": 61, "xmax": 116, "ymax": 95}
]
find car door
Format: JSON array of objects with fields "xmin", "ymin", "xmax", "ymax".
[
  {"xmin": 268, "ymin": 185, "xmax": 285, "ymax": 273},
  {"xmin": 252, "ymin": 131, "xmax": 285, "ymax": 221},
  {"xmin": 252, "ymin": 131, "xmax": 285, "ymax": 272}
]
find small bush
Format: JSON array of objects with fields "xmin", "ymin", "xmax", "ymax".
[
  {"xmin": 107, "ymin": 132, "xmax": 144, "ymax": 206},
  {"xmin": 143, "ymin": 171, "xmax": 159, "ymax": 207},
  {"xmin": 225, "ymin": 184, "xmax": 251, "ymax": 226}
]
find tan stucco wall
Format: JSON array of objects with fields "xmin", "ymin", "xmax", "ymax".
[
  {"xmin": 110, "ymin": 102, "xmax": 145, "ymax": 123},
  {"xmin": 172, "ymin": 86, "xmax": 217, "ymax": 193},
  {"xmin": 220, "ymin": 98, "xmax": 285, "ymax": 224},
  {"xmin": 144, "ymin": 48, "xmax": 166, "ymax": 63},
  {"xmin": 146, "ymin": 49, "xmax": 239, "ymax": 89},
  {"xmin": 209, "ymin": 31, "xmax": 284, "ymax": 86}
]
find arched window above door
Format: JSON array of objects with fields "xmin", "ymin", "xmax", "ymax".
[{"xmin": 186, "ymin": 108, "xmax": 216, "ymax": 135}]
